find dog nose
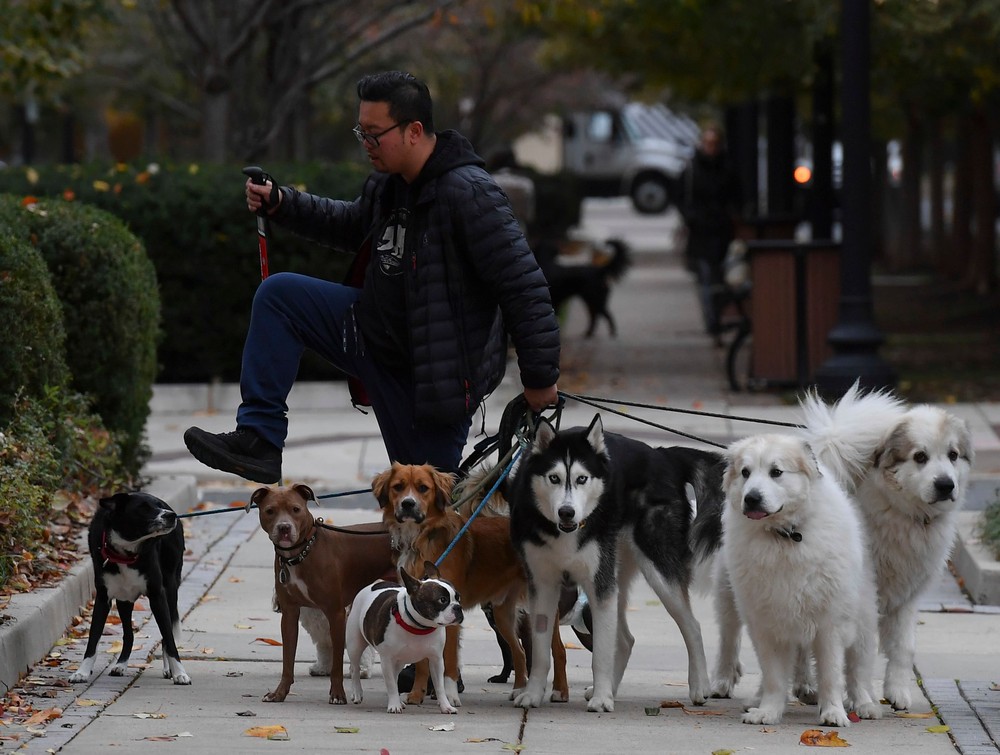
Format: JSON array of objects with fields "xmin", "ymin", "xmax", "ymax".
[
  {"xmin": 743, "ymin": 489, "xmax": 763, "ymax": 511},
  {"xmin": 932, "ymin": 476, "xmax": 955, "ymax": 502},
  {"xmin": 454, "ymin": 605, "xmax": 464, "ymax": 624},
  {"xmin": 277, "ymin": 522, "xmax": 292, "ymax": 535},
  {"xmin": 558, "ymin": 505, "xmax": 575, "ymax": 522},
  {"xmin": 400, "ymin": 497, "xmax": 417, "ymax": 510}
]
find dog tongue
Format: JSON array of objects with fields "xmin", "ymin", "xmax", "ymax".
[{"xmin": 745, "ymin": 510, "xmax": 768, "ymax": 520}]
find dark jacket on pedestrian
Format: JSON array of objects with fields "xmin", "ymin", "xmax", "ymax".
[{"xmin": 271, "ymin": 129, "xmax": 560, "ymax": 424}]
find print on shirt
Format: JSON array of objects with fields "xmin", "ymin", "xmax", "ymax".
[{"xmin": 376, "ymin": 208, "xmax": 410, "ymax": 276}]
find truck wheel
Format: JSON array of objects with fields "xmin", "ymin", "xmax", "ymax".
[{"xmin": 630, "ymin": 173, "xmax": 671, "ymax": 214}]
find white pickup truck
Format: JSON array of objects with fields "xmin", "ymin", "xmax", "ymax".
[{"xmin": 562, "ymin": 102, "xmax": 698, "ymax": 214}]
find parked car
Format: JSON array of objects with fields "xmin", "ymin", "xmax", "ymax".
[{"xmin": 561, "ymin": 102, "xmax": 698, "ymax": 214}]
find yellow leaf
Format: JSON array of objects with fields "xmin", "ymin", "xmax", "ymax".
[
  {"xmin": 926, "ymin": 725, "xmax": 951, "ymax": 734},
  {"xmin": 253, "ymin": 637, "xmax": 282, "ymax": 646},
  {"xmin": 713, "ymin": 750, "xmax": 736, "ymax": 755},
  {"xmin": 334, "ymin": 726, "xmax": 359, "ymax": 733},
  {"xmin": 244, "ymin": 725, "xmax": 288, "ymax": 740},
  {"xmin": 895, "ymin": 711, "xmax": 935, "ymax": 718},
  {"xmin": 799, "ymin": 728, "xmax": 851, "ymax": 747},
  {"xmin": 75, "ymin": 699, "xmax": 103, "ymax": 707}
]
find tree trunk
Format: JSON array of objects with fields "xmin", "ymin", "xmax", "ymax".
[
  {"xmin": 967, "ymin": 107, "xmax": 996, "ymax": 294},
  {"xmin": 928, "ymin": 116, "xmax": 945, "ymax": 272},
  {"xmin": 897, "ymin": 104, "xmax": 922, "ymax": 271},
  {"xmin": 202, "ymin": 89, "xmax": 231, "ymax": 163},
  {"xmin": 950, "ymin": 111, "xmax": 973, "ymax": 279}
]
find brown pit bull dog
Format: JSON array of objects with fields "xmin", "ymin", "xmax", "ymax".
[{"xmin": 253, "ymin": 483, "xmax": 393, "ymax": 705}]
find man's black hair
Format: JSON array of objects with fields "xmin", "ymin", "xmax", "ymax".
[{"xmin": 357, "ymin": 71, "xmax": 435, "ymax": 133}]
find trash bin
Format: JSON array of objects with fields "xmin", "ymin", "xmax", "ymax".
[{"xmin": 746, "ymin": 240, "xmax": 841, "ymax": 388}]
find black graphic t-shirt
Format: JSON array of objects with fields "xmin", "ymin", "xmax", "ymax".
[{"xmin": 360, "ymin": 179, "xmax": 413, "ymax": 370}]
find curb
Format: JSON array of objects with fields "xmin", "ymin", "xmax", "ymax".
[
  {"xmin": 0, "ymin": 475, "xmax": 198, "ymax": 692},
  {"xmin": 953, "ymin": 511, "xmax": 1000, "ymax": 606}
]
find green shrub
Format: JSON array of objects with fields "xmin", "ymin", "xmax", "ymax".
[
  {"xmin": 977, "ymin": 496, "xmax": 1000, "ymax": 560},
  {"xmin": 0, "ymin": 219, "xmax": 70, "ymax": 426},
  {"xmin": 0, "ymin": 161, "xmax": 368, "ymax": 382},
  {"xmin": 0, "ymin": 386, "xmax": 131, "ymax": 589},
  {"xmin": 0, "ymin": 196, "xmax": 159, "ymax": 473}
]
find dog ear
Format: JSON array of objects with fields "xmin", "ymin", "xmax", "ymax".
[
  {"xmin": 371, "ymin": 466, "xmax": 395, "ymax": 509},
  {"xmin": 951, "ymin": 415, "xmax": 975, "ymax": 465},
  {"xmin": 799, "ymin": 441, "xmax": 822, "ymax": 479},
  {"xmin": 585, "ymin": 413, "xmax": 606, "ymax": 455},
  {"xmin": 99, "ymin": 492, "xmax": 130, "ymax": 512},
  {"xmin": 292, "ymin": 484, "xmax": 315, "ymax": 504},
  {"xmin": 534, "ymin": 418, "xmax": 556, "ymax": 452},
  {"xmin": 250, "ymin": 487, "xmax": 270, "ymax": 506},
  {"xmin": 399, "ymin": 565, "xmax": 418, "ymax": 592},
  {"xmin": 431, "ymin": 469, "xmax": 455, "ymax": 511},
  {"xmin": 421, "ymin": 560, "xmax": 440, "ymax": 580}
]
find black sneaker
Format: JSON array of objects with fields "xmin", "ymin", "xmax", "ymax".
[{"xmin": 183, "ymin": 426, "xmax": 281, "ymax": 484}]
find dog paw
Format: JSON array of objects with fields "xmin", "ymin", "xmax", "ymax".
[
  {"xmin": 583, "ymin": 685, "xmax": 594, "ymax": 701},
  {"xmin": 853, "ymin": 701, "xmax": 883, "ymax": 720},
  {"xmin": 402, "ymin": 691, "xmax": 425, "ymax": 706},
  {"xmin": 172, "ymin": 673, "xmax": 192, "ymax": 685},
  {"xmin": 109, "ymin": 663, "xmax": 127, "ymax": 677},
  {"xmin": 308, "ymin": 662, "xmax": 330, "ymax": 677},
  {"xmin": 550, "ymin": 688, "xmax": 569, "ymax": 703},
  {"xmin": 710, "ymin": 679, "xmax": 736, "ymax": 699},
  {"xmin": 488, "ymin": 672, "xmax": 511, "ymax": 684},
  {"xmin": 387, "ymin": 698, "xmax": 406, "ymax": 714},
  {"xmin": 883, "ymin": 685, "xmax": 912, "ymax": 711},
  {"xmin": 68, "ymin": 671, "xmax": 88, "ymax": 684},
  {"xmin": 513, "ymin": 688, "xmax": 544, "ymax": 709},
  {"xmin": 262, "ymin": 690, "xmax": 287, "ymax": 703},
  {"xmin": 586, "ymin": 694, "xmax": 614, "ymax": 713},
  {"xmin": 819, "ymin": 703, "xmax": 851, "ymax": 727},
  {"xmin": 689, "ymin": 682, "xmax": 710, "ymax": 706},
  {"xmin": 439, "ymin": 702, "xmax": 458, "ymax": 714},
  {"xmin": 742, "ymin": 706, "xmax": 782, "ymax": 725},
  {"xmin": 794, "ymin": 683, "xmax": 818, "ymax": 706}
]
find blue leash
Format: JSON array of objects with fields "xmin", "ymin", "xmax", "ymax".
[{"xmin": 434, "ymin": 445, "xmax": 523, "ymax": 568}]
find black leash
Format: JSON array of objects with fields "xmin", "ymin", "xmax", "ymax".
[{"xmin": 558, "ymin": 391, "xmax": 802, "ymax": 450}]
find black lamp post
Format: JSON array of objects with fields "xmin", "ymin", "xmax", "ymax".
[{"xmin": 814, "ymin": 0, "xmax": 896, "ymax": 395}]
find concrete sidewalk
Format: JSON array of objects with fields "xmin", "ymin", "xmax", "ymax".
[{"xmin": 2, "ymin": 199, "xmax": 999, "ymax": 752}]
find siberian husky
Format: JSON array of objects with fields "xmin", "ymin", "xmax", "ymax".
[{"xmin": 507, "ymin": 414, "xmax": 725, "ymax": 712}]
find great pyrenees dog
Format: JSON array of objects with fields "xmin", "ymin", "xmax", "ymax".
[
  {"xmin": 802, "ymin": 387, "xmax": 974, "ymax": 710},
  {"xmin": 720, "ymin": 433, "xmax": 882, "ymax": 726}
]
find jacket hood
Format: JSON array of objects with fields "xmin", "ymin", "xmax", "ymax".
[{"xmin": 417, "ymin": 129, "xmax": 485, "ymax": 184}]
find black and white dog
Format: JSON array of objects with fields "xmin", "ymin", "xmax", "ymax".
[
  {"xmin": 508, "ymin": 414, "xmax": 724, "ymax": 712},
  {"xmin": 69, "ymin": 492, "xmax": 190, "ymax": 685},
  {"xmin": 346, "ymin": 562, "xmax": 463, "ymax": 714}
]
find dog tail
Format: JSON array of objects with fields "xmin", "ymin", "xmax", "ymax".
[
  {"xmin": 600, "ymin": 238, "xmax": 632, "ymax": 282},
  {"xmin": 799, "ymin": 380, "xmax": 905, "ymax": 492},
  {"xmin": 453, "ymin": 464, "xmax": 510, "ymax": 517}
]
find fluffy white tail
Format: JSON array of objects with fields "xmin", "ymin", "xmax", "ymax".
[{"xmin": 799, "ymin": 380, "xmax": 905, "ymax": 492}]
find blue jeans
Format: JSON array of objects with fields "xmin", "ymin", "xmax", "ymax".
[{"xmin": 236, "ymin": 272, "xmax": 472, "ymax": 473}]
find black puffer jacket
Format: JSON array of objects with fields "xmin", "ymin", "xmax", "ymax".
[{"xmin": 272, "ymin": 129, "xmax": 560, "ymax": 424}]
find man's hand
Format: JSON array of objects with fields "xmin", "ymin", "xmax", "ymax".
[
  {"xmin": 246, "ymin": 179, "xmax": 281, "ymax": 215},
  {"xmin": 523, "ymin": 384, "xmax": 558, "ymax": 413}
]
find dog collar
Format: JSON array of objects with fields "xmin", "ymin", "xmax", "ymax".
[
  {"xmin": 772, "ymin": 527, "xmax": 803, "ymax": 543},
  {"xmin": 276, "ymin": 528, "xmax": 318, "ymax": 585},
  {"xmin": 100, "ymin": 532, "xmax": 139, "ymax": 567},
  {"xmin": 392, "ymin": 604, "xmax": 435, "ymax": 636}
]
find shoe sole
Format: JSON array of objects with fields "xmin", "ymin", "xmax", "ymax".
[{"xmin": 183, "ymin": 432, "xmax": 281, "ymax": 484}]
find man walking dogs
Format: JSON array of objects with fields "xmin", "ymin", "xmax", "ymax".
[{"xmin": 184, "ymin": 71, "xmax": 560, "ymax": 482}]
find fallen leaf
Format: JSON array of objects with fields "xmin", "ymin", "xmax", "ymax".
[
  {"xmin": 501, "ymin": 745, "xmax": 526, "ymax": 753},
  {"xmin": 234, "ymin": 624, "xmax": 253, "ymax": 630},
  {"xmin": 466, "ymin": 738, "xmax": 504, "ymax": 743},
  {"xmin": 335, "ymin": 726, "xmax": 360, "ymax": 733},
  {"xmin": 847, "ymin": 711, "xmax": 860, "ymax": 723},
  {"xmin": 658, "ymin": 699, "xmax": 724, "ymax": 715},
  {"xmin": 712, "ymin": 750, "xmax": 736, "ymax": 755},
  {"xmin": 245, "ymin": 725, "xmax": 288, "ymax": 740},
  {"xmin": 926, "ymin": 725, "xmax": 950, "ymax": 734},
  {"xmin": 75, "ymin": 699, "xmax": 103, "ymax": 707},
  {"xmin": 428, "ymin": 722, "xmax": 455, "ymax": 731},
  {"xmin": 895, "ymin": 711, "xmax": 935, "ymax": 718},
  {"xmin": 23, "ymin": 707, "xmax": 62, "ymax": 726},
  {"xmin": 133, "ymin": 712, "xmax": 167, "ymax": 719},
  {"xmin": 253, "ymin": 637, "xmax": 282, "ymax": 646},
  {"xmin": 799, "ymin": 729, "xmax": 850, "ymax": 747},
  {"xmin": 235, "ymin": 710, "xmax": 256, "ymax": 717}
]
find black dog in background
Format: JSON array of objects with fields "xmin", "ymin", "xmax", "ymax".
[
  {"xmin": 535, "ymin": 238, "xmax": 631, "ymax": 337},
  {"xmin": 69, "ymin": 492, "xmax": 191, "ymax": 685}
]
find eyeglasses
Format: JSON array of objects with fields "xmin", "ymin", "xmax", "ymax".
[{"xmin": 352, "ymin": 120, "xmax": 410, "ymax": 148}]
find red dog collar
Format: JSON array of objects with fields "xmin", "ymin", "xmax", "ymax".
[
  {"xmin": 101, "ymin": 531, "xmax": 139, "ymax": 566},
  {"xmin": 392, "ymin": 604, "xmax": 435, "ymax": 635}
]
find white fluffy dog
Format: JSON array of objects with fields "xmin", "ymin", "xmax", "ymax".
[
  {"xmin": 802, "ymin": 388, "xmax": 974, "ymax": 710},
  {"xmin": 720, "ymin": 433, "xmax": 882, "ymax": 726}
]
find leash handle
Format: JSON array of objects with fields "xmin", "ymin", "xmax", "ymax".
[{"xmin": 242, "ymin": 166, "xmax": 272, "ymax": 280}]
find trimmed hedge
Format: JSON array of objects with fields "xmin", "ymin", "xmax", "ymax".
[
  {"xmin": 0, "ymin": 161, "xmax": 368, "ymax": 382},
  {"xmin": 0, "ymin": 195, "xmax": 159, "ymax": 472},
  {"xmin": 0, "ymin": 218, "xmax": 70, "ymax": 426}
]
